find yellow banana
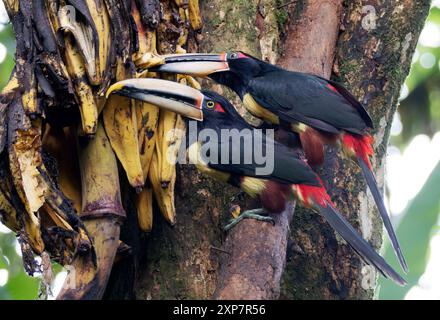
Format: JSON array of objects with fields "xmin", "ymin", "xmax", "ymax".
[
  {"xmin": 58, "ymin": 0, "xmax": 111, "ymax": 89},
  {"xmin": 148, "ymin": 151, "xmax": 176, "ymax": 225},
  {"xmin": 58, "ymin": 122, "xmax": 124, "ymax": 300},
  {"xmin": 156, "ymin": 111, "xmax": 186, "ymax": 187},
  {"xmin": 188, "ymin": 0, "xmax": 203, "ymax": 31},
  {"xmin": 136, "ymin": 98, "xmax": 160, "ymax": 179},
  {"xmin": 85, "ymin": 0, "xmax": 112, "ymax": 90},
  {"xmin": 131, "ymin": 0, "xmax": 160, "ymax": 227},
  {"xmin": 136, "ymin": 187, "xmax": 154, "ymax": 232},
  {"xmin": 135, "ymin": 99, "xmax": 158, "ymax": 232},
  {"xmin": 103, "ymin": 62, "xmax": 144, "ymax": 190},
  {"xmin": 63, "ymin": 34, "xmax": 98, "ymax": 136}
]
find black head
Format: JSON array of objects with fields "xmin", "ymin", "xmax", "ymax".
[
  {"xmin": 201, "ymin": 90, "xmax": 245, "ymax": 122},
  {"xmin": 209, "ymin": 52, "xmax": 267, "ymax": 98},
  {"xmin": 150, "ymin": 51, "xmax": 277, "ymax": 99}
]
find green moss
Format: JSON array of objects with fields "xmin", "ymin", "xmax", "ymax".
[{"xmin": 274, "ymin": 0, "xmax": 289, "ymax": 31}]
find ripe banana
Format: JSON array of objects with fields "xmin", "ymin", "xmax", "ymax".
[
  {"xmin": 136, "ymin": 98, "xmax": 160, "ymax": 180},
  {"xmin": 136, "ymin": 187, "xmax": 154, "ymax": 232},
  {"xmin": 58, "ymin": 0, "xmax": 111, "ymax": 90},
  {"xmin": 148, "ymin": 151, "xmax": 176, "ymax": 225},
  {"xmin": 1, "ymin": 69, "xmax": 19, "ymax": 97},
  {"xmin": 188, "ymin": 0, "xmax": 202, "ymax": 31},
  {"xmin": 58, "ymin": 122, "xmax": 124, "ymax": 300},
  {"xmin": 85, "ymin": 0, "xmax": 112, "ymax": 91},
  {"xmin": 156, "ymin": 110, "xmax": 186, "ymax": 188},
  {"xmin": 103, "ymin": 62, "xmax": 144, "ymax": 190},
  {"xmin": 135, "ymin": 98, "xmax": 159, "ymax": 231},
  {"xmin": 130, "ymin": 1, "xmax": 161, "ymax": 228},
  {"xmin": 62, "ymin": 34, "xmax": 98, "ymax": 136}
]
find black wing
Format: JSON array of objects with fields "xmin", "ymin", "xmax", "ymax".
[
  {"xmin": 202, "ymin": 128, "xmax": 321, "ymax": 186},
  {"xmin": 248, "ymin": 71, "xmax": 372, "ymax": 135},
  {"xmin": 319, "ymin": 76, "xmax": 373, "ymax": 129}
]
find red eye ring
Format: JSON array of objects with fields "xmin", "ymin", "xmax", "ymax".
[
  {"xmin": 230, "ymin": 52, "xmax": 248, "ymax": 59},
  {"xmin": 214, "ymin": 102, "xmax": 225, "ymax": 113}
]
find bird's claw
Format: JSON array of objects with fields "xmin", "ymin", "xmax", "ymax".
[{"xmin": 223, "ymin": 208, "xmax": 275, "ymax": 231}]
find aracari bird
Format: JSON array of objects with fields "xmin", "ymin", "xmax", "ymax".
[
  {"xmin": 145, "ymin": 52, "xmax": 407, "ymax": 273},
  {"xmin": 106, "ymin": 78, "xmax": 406, "ymax": 285}
]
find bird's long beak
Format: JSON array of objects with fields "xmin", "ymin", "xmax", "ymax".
[
  {"xmin": 106, "ymin": 79, "xmax": 205, "ymax": 121},
  {"xmin": 150, "ymin": 53, "xmax": 229, "ymax": 77}
]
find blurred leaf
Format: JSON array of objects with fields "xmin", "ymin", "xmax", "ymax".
[
  {"xmin": 0, "ymin": 24, "xmax": 15, "ymax": 89},
  {"xmin": 379, "ymin": 161, "xmax": 440, "ymax": 299},
  {"xmin": 6, "ymin": 270, "xmax": 39, "ymax": 300}
]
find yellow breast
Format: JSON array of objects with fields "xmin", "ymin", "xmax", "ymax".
[
  {"xmin": 187, "ymin": 142, "xmax": 230, "ymax": 183},
  {"xmin": 240, "ymin": 177, "xmax": 268, "ymax": 198},
  {"xmin": 243, "ymin": 94, "xmax": 280, "ymax": 125}
]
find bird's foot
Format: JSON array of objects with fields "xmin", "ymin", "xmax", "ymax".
[{"xmin": 224, "ymin": 208, "xmax": 275, "ymax": 231}]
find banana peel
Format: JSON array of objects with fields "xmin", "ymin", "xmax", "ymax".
[
  {"xmin": 63, "ymin": 34, "xmax": 98, "ymax": 136},
  {"xmin": 42, "ymin": 125, "xmax": 82, "ymax": 215}
]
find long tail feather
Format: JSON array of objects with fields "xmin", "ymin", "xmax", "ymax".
[
  {"xmin": 318, "ymin": 202, "xmax": 407, "ymax": 286},
  {"xmin": 358, "ymin": 157, "xmax": 408, "ymax": 273}
]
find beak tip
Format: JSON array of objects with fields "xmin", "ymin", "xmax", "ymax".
[{"xmin": 106, "ymin": 83, "xmax": 124, "ymax": 99}]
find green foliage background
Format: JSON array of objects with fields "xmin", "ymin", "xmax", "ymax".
[{"xmin": 0, "ymin": 3, "xmax": 439, "ymax": 300}]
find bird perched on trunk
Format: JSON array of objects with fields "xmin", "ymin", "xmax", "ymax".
[
  {"xmin": 106, "ymin": 78, "xmax": 406, "ymax": 285},
  {"xmin": 142, "ymin": 52, "xmax": 407, "ymax": 273}
]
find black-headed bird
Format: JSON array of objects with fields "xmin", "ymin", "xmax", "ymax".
[
  {"xmin": 143, "ymin": 52, "xmax": 407, "ymax": 273},
  {"xmin": 106, "ymin": 78, "xmax": 406, "ymax": 285}
]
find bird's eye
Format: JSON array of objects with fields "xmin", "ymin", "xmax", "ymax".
[
  {"xmin": 230, "ymin": 52, "xmax": 238, "ymax": 59},
  {"xmin": 206, "ymin": 101, "xmax": 215, "ymax": 109}
]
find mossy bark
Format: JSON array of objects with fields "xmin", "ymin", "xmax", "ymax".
[{"xmin": 107, "ymin": 0, "xmax": 430, "ymax": 299}]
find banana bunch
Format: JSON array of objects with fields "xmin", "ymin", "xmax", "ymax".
[
  {"xmin": 1, "ymin": 0, "xmax": 203, "ymax": 299},
  {"xmin": 133, "ymin": 0, "xmax": 202, "ymax": 230}
]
